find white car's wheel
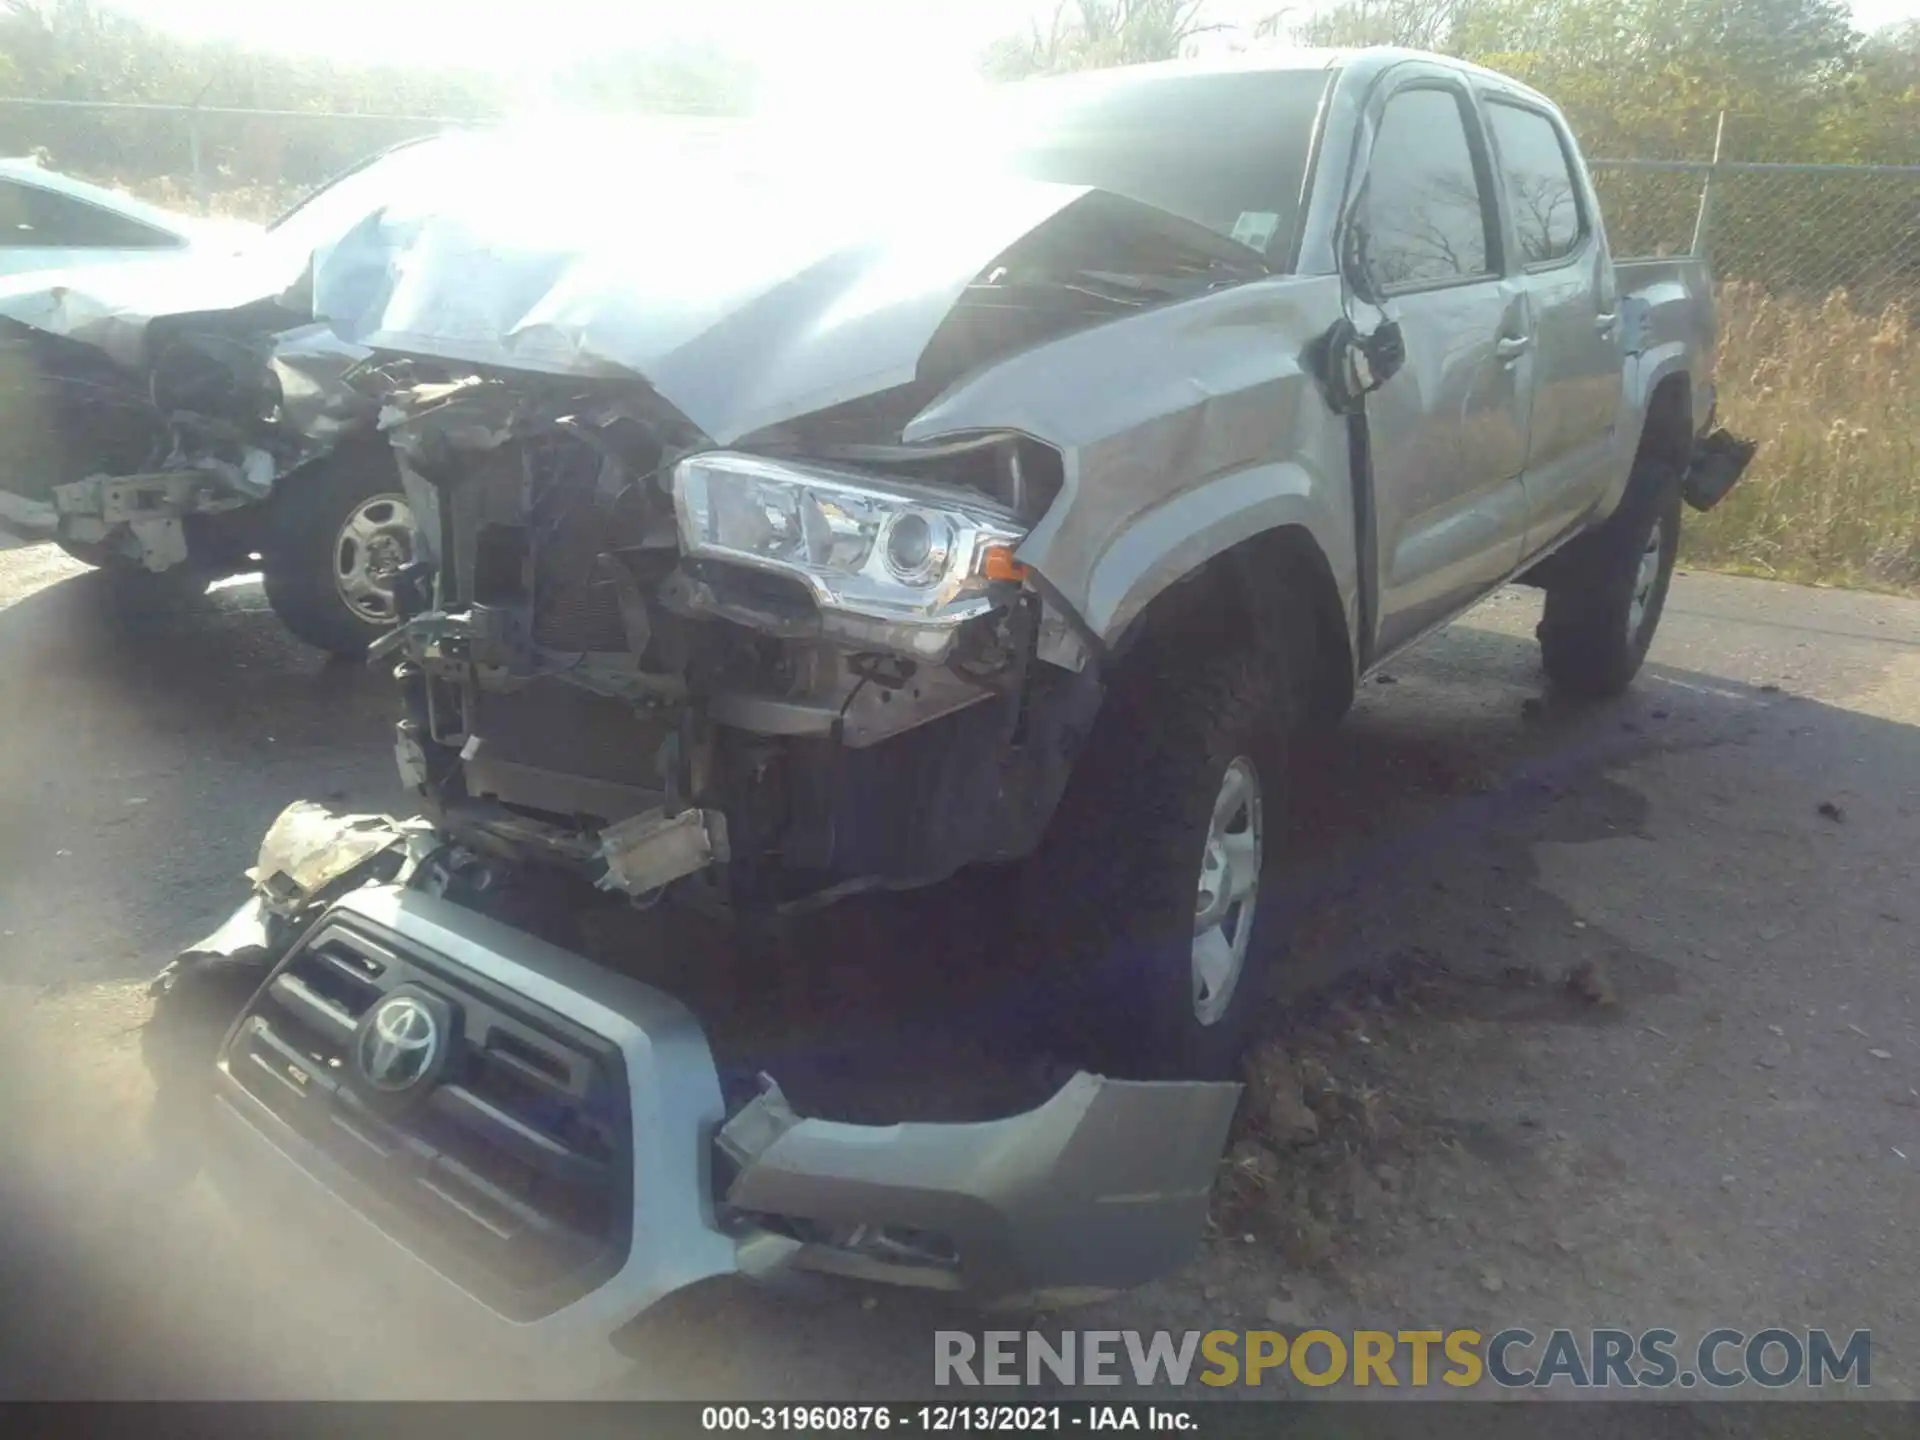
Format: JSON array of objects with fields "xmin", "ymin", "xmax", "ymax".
[{"xmin": 262, "ymin": 448, "xmax": 414, "ymax": 657}]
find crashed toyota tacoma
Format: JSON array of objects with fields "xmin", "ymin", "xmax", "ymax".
[{"xmin": 144, "ymin": 50, "xmax": 1753, "ymax": 1365}]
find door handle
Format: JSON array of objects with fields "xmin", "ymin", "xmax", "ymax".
[{"xmin": 1495, "ymin": 334, "xmax": 1531, "ymax": 360}]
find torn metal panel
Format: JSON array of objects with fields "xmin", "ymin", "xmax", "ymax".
[
  {"xmin": 290, "ymin": 124, "xmax": 1269, "ymax": 447},
  {"xmin": 173, "ymin": 892, "xmax": 279, "ymax": 970},
  {"xmin": 268, "ymin": 323, "xmax": 378, "ymax": 441},
  {"xmin": 595, "ymin": 808, "xmax": 730, "ymax": 897},
  {"xmin": 0, "ymin": 251, "xmax": 293, "ymax": 369},
  {"xmin": 246, "ymin": 799, "xmax": 434, "ymax": 909},
  {"xmin": 723, "ymin": 1071, "xmax": 1241, "ymax": 1302},
  {"xmin": 310, "ymin": 163, "xmax": 1097, "ymax": 446}
]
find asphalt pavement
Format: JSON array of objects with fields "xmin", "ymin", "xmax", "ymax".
[{"xmin": 0, "ymin": 545, "xmax": 1915, "ymax": 1404}]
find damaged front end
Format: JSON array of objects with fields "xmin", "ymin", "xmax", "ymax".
[
  {"xmin": 0, "ymin": 306, "xmax": 379, "ymax": 571},
  {"xmin": 378, "ymin": 378, "xmax": 1099, "ymax": 911},
  {"xmin": 359, "ymin": 185, "xmax": 1258, "ymax": 912},
  {"xmin": 177, "ymin": 806, "xmax": 1238, "ymax": 1335}
]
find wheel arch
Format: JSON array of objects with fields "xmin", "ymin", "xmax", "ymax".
[{"xmin": 1108, "ymin": 522, "xmax": 1357, "ymax": 731}]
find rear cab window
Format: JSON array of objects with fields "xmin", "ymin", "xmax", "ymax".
[{"xmin": 1483, "ymin": 101, "xmax": 1587, "ymax": 266}]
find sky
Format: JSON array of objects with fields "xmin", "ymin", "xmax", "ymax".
[{"xmin": 96, "ymin": 0, "xmax": 1920, "ymax": 97}]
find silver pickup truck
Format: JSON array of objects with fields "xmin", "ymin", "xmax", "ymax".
[{"xmin": 147, "ymin": 48, "xmax": 1751, "ymax": 1370}]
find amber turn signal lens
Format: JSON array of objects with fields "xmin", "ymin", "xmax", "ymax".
[{"xmin": 983, "ymin": 545, "xmax": 1028, "ymax": 582}]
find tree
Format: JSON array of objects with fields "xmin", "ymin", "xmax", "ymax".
[
  {"xmin": 0, "ymin": 0, "xmax": 757, "ymax": 213},
  {"xmin": 982, "ymin": 0, "xmax": 1224, "ymax": 80},
  {"xmin": 1269, "ymin": 0, "xmax": 1460, "ymax": 50},
  {"xmin": 554, "ymin": 39, "xmax": 758, "ymax": 117}
]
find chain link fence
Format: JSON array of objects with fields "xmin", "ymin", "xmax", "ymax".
[
  {"xmin": 1591, "ymin": 158, "xmax": 1920, "ymax": 312},
  {"xmin": 0, "ymin": 97, "xmax": 464, "ymax": 219},
  {"xmin": 1591, "ymin": 157, "xmax": 1920, "ymax": 589}
]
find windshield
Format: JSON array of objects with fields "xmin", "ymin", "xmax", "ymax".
[
  {"xmin": 976, "ymin": 68, "xmax": 1334, "ymax": 267},
  {"xmin": 763, "ymin": 67, "xmax": 1337, "ymax": 269},
  {"xmin": 251, "ymin": 68, "xmax": 1335, "ymax": 275}
]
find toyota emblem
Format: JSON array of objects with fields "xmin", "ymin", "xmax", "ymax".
[{"xmin": 356, "ymin": 993, "xmax": 441, "ymax": 1092}]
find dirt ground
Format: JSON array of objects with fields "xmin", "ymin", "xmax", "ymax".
[{"xmin": 0, "ymin": 543, "xmax": 1916, "ymax": 1407}]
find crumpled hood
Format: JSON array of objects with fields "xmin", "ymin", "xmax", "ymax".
[
  {"xmin": 0, "ymin": 248, "xmax": 293, "ymax": 369},
  {"xmin": 0, "ymin": 128, "xmax": 1220, "ymax": 448},
  {"xmin": 306, "ymin": 164, "xmax": 1095, "ymax": 444}
]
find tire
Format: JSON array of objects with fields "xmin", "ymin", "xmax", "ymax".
[
  {"xmin": 1537, "ymin": 455, "xmax": 1683, "ymax": 700},
  {"xmin": 262, "ymin": 448, "xmax": 414, "ymax": 658},
  {"xmin": 1020, "ymin": 646, "xmax": 1290, "ymax": 1081}
]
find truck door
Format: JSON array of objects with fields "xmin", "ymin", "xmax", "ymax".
[
  {"xmin": 1356, "ymin": 79, "xmax": 1533, "ymax": 659},
  {"xmin": 1480, "ymin": 97, "xmax": 1625, "ymax": 559}
]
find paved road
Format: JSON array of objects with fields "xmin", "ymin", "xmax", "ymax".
[{"xmin": 0, "ymin": 545, "xmax": 1916, "ymax": 1404}]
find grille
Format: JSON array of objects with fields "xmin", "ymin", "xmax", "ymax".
[
  {"xmin": 221, "ymin": 914, "xmax": 633, "ymax": 1321},
  {"xmin": 472, "ymin": 681, "xmax": 672, "ymax": 790}
]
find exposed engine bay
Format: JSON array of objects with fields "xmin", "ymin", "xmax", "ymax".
[
  {"xmin": 377, "ymin": 361, "xmax": 1103, "ymax": 915},
  {"xmin": 339, "ymin": 137, "xmax": 1282, "ymax": 913}
]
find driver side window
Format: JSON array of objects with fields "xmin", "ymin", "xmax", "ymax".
[{"xmin": 1361, "ymin": 87, "xmax": 1496, "ymax": 290}]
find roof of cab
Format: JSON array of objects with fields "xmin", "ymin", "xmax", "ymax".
[{"xmin": 1009, "ymin": 44, "xmax": 1561, "ymax": 111}]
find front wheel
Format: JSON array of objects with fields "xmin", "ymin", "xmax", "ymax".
[
  {"xmin": 1020, "ymin": 649, "xmax": 1288, "ymax": 1080},
  {"xmin": 1538, "ymin": 457, "xmax": 1683, "ymax": 699},
  {"xmin": 262, "ymin": 450, "xmax": 415, "ymax": 658}
]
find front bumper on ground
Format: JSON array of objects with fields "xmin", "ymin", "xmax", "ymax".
[{"xmin": 201, "ymin": 884, "xmax": 1239, "ymax": 1354}]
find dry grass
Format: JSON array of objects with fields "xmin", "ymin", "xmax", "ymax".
[
  {"xmin": 1687, "ymin": 284, "xmax": 1920, "ymax": 594},
  {"xmin": 105, "ymin": 171, "xmax": 304, "ymax": 223}
]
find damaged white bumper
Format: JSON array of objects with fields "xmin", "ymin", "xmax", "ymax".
[
  {"xmin": 24, "ymin": 460, "xmax": 275, "ymax": 570},
  {"xmin": 197, "ymin": 880, "xmax": 1238, "ymax": 1355}
]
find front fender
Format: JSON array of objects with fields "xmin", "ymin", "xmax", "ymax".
[
  {"xmin": 900, "ymin": 274, "xmax": 1359, "ymax": 652},
  {"xmin": 1082, "ymin": 460, "xmax": 1355, "ymax": 645}
]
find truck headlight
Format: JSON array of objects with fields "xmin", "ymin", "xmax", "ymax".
[{"xmin": 673, "ymin": 452, "xmax": 1028, "ymax": 633}]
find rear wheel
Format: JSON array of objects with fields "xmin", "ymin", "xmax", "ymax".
[
  {"xmin": 1021, "ymin": 647, "xmax": 1289, "ymax": 1080},
  {"xmin": 263, "ymin": 450, "xmax": 414, "ymax": 657},
  {"xmin": 1538, "ymin": 455, "xmax": 1683, "ymax": 699}
]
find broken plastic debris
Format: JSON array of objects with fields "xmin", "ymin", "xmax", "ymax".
[
  {"xmin": 247, "ymin": 800, "xmax": 408, "ymax": 900},
  {"xmin": 596, "ymin": 807, "xmax": 730, "ymax": 896}
]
